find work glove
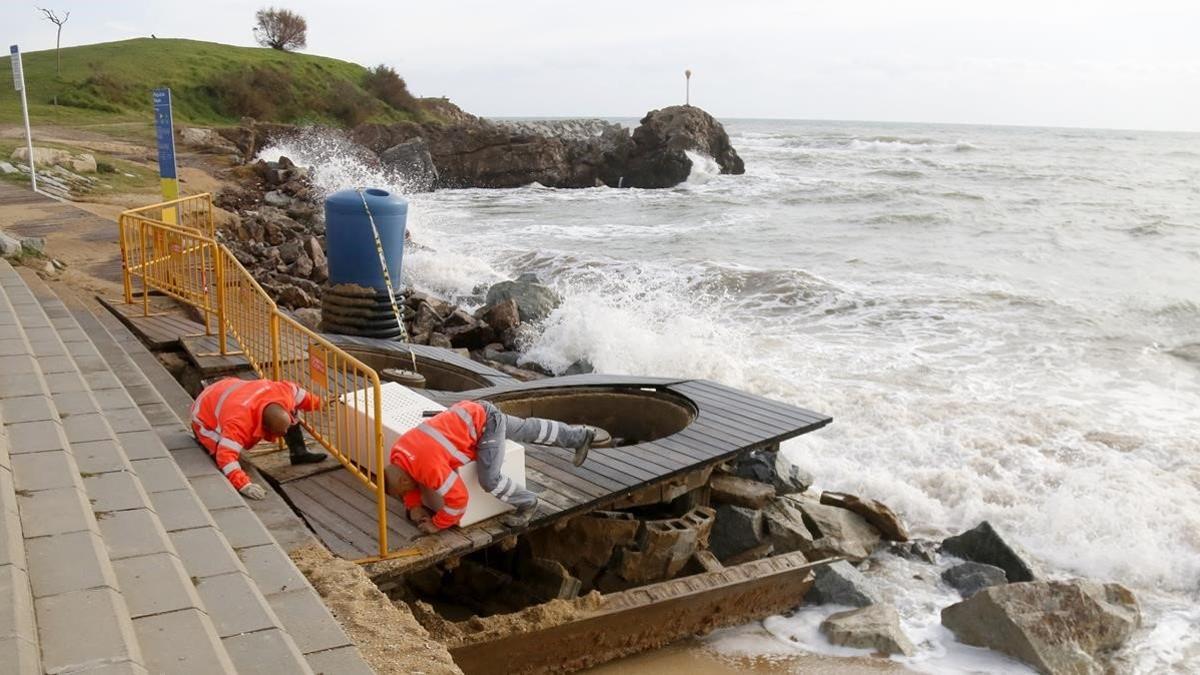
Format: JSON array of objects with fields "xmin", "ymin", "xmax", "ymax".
[{"xmin": 239, "ymin": 483, "xmax": 268, "ymax": 500}]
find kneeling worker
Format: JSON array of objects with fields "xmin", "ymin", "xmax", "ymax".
[
  {"xmin": 384, "ymin": 400, "xmax": 595, "ymax": 532},
  {"xmin": 190, "ymin": 377, "xmax": 328, "ymax": 500}
]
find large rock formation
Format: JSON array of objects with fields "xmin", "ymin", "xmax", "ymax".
[
  {"xmin": 620, "ymin": 105, "xmax": 745, "ymax": 188},
  {"xmin": 941, "ymin": 580, "xmax": 1141, "ymax": 675}
]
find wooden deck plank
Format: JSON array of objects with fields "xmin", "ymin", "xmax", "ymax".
[
  {"xmin": 530, "ymin": 448, "xmax": 636, "ymax": 493},
  {"xmin": 673, "ymin": 381, "xmax": 816, "ymax": 428},
  {"xmin": 685, "ymin": 380, "xmax": 830, "ymax": 425},
  {"xmin": 524, "ymin": 455, "xmax": 615, "ymax": 498}
]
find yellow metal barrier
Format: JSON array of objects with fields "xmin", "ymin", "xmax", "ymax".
[
  {"xmin": 119, "ymin": 196, "xmax": 394, "ymax": 559},
  {"xmin": 121, "ymin": 193, "xmax": 215, "ymax": 236}
]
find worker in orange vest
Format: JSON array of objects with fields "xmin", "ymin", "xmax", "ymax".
[
  {"xmin": 190, "ymin": 377, "xmax": 327, "ymax": 499},
  {"xmin": 384, "ymin": 400, "xmax": 601, "ymax": 532}
]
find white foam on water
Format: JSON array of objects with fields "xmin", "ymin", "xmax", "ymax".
[{"xmin": 684, "ymin": 150, "xmax": 722, "ymax": 185}]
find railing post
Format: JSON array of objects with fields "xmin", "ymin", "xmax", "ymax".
[
  {"xmin": 206, "ymin": 193, "xmax": 215, "ymax": 238},
  {"xmin": 215, "ymin": 246, "xmax": 228, "ymax": 356},
  {"xmin": 375, "ymin": 379, "xmax": 388, "ymax": 558},
  {"xmin": 270, "ymin": 313, "xmax": 281, "ymax": 382},
  {"xmin": 119, "ymin": 215, "xmax": 132, "ymax": 305},
  {"xmin": 139, "ymin": 221, "xmax": 149, "ymax": 317}
]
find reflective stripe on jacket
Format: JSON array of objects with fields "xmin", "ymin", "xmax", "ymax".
[
  {"xmin": 190, "ymin": 377, "xmax": 321, "ymax": 490},
  {"xmin": 389, "ymin": 400, "xmax": 487, "ymax": 529}
]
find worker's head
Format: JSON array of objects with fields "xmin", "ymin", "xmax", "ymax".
[
  {"xmin": 384, "ymin": 464, "xmax": 416, "ymax": 497},
  {"xmin": 262, "ymin": 403, "xmax": 293, "ymax": 437}
]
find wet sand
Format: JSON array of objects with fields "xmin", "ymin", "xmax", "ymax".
[{"xmin": 587, "ymin": 639, "xmax": 911, "ymax": 674}]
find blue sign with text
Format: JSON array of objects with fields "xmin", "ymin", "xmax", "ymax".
[{"xmin": 152, "ymin": 87, "xmax": 177, "ymax": 182}]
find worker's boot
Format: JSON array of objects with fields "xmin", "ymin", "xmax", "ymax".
[
  {"xmin": 573, "ymin": 426, "xmax": 612, "ymax": 467},
  {"xmin": 286, "ymin": 425, "xmax": 326, "ymax": 465},
  {"xmin": 501, "ymin": 497, "xmax": 539, "ymax": 528}
]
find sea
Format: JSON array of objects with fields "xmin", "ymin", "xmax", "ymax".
[{"xmin": 262, "ymin": 118, "xmax": 1200, "ymax": 673}]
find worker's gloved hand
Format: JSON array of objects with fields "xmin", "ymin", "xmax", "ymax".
[
  {"xmin": 239, "ymin": 483, "xmax": 268, "ymax": 500},
  {"xmin": 417, "ymin": 520, "xmax": 440, "ymax": 535},
  {"xmin": 408, "ymin": 506, "xmax": 433, "ymax": 524}
]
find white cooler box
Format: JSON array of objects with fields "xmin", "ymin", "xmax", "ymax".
[{"xmin": 339, "ymin": 382, "xmax": 525, "ymax": 527}]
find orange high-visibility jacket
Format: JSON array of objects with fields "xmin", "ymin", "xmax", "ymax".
[
  {"xmin": 190, "ymin": 377, "xmax": 321, "ymax": 490},
  {"xmin": 389, "ymin": 400, "xmax": 488, "ymax": 529}
]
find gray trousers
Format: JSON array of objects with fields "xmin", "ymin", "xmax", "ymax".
[{"xmin": 474, "ymin": 401, "xmax": 589, "ymax": 510}]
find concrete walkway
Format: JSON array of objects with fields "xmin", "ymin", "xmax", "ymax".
[{"xmin": 0, "ymin": 259, "xmax": 374, "ymax": 673}]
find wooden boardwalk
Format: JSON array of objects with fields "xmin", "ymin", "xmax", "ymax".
[{"xmin": 265, "ymin": 374, "xmax": 831, "ymax": 574}]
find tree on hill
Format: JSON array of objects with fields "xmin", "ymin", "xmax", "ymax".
[
  {"xmin": 36, "ymin": 7, "xmax": 70, "ymax": 75},
  {"xmin": 253, "ymin": 7, "xmax": 307, "ymax": 51}
]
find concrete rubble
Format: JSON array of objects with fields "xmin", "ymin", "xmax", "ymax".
[{"xmin": 793, "ymin": 495, "xmax": 882, "ymax": 561}]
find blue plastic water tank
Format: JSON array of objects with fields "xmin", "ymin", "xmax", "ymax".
[{"xmin": 324, "ymin": 188, "xmax": 408, "ymax": 291}]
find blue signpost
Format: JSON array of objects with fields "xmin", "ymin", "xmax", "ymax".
[{"xmin": 152, "ymin": 87, "xmax": 179, "ymax": 221}]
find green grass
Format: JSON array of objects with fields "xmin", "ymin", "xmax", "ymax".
[
  {"xmin": 0, "ymin": 137, "xmax": 159, "ymax": 194},
  {"xmin": 0, "ymin": 38, "xmax": 434, "ymax": 129}
]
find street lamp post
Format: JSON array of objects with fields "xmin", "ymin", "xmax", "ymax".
[{"xmin": 685, "ymin": 69, "xmax": 692, "ymax": 106}]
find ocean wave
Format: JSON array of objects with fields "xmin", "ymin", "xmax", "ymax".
[
  {"xmin": 849, "ymin": 138, "xmax": 979, "ymax": 153},
  {"xmin": 865, "ymin": 168, "xmax": 926, "ymax": 179}
]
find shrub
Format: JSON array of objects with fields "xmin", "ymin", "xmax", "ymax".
[
  {"xmin": 253, "ymin": 7, "xmax": 307, "ymax": 51},
  {"xmin": 210, "ymin": 66, "xmax": 296, "ymax": 120},
  {"xmin": 329, "ymin": 80, "xmax": 377, "ymax": 127},
  {"xmin": 364, "ymin": 65, "xmax": 419, "ymax": 114}
]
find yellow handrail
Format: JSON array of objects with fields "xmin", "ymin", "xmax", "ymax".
[{"xmin": 119, "ymin": 195, "xmax": 393, "ymax": 559}]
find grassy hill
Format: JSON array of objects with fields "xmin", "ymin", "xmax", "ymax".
[{"xmin": 0, "ymin": 38, "xmax": 438, "ymax": 130}]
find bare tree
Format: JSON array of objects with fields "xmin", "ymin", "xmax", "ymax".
[
  {"xmin": 36, "ymin": 7, "xmax": 70, "ymax": 76},
  {"xmin": 253, "ymin": 7, "xmax": 307, "ymax": 52}
]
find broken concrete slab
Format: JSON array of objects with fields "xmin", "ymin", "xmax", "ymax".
[
  {"xmin": 792, "ymin": 495, "xmax": 881, "ymax": 561},
  {"xmin": 820, "ymin": 491, "xmax": 909, "ymax": 542},
  {"xmin": 820, "ymin": 603, "xmax": 915, "ymax": 656},
  {"xmin": 762, "ymin": 496, "xmax": 815, "ymax": 555},
  {"xmin": 807, "ymin": 560, "xmax": 881, "ymax": 608},
  {"xmin": 942, "ymin": 580, "xmax": 1141, "ymax": 675},
  {"xmin": 941, "ymin": 521, "xmax": 1036, "ymax": 582},
  {"xmin": 710, "ymin": 473, "xmax": 775, "ymax": 509},
  {"xmin": 942, "ymin": 561, "xmax": 1007, "ymax": 598}
]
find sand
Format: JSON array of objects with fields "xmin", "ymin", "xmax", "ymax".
[{"xmin": 290, "ymin": 544, "xmax": 462, "ymax": 675}]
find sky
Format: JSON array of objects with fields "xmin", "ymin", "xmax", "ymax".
[{"xmin": 3, "ymin": 0, "xmax": 1198, "ymax": 131}]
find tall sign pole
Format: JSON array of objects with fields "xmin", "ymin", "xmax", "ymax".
[
  {"xmin": 10, "ymin": 45, "xmax": 38, "ymax": 192},
  {"xmin": 152, "ymin": 87, "xmax": 179, "ymax": 223},
  {"xmin": 685, "ymin": 69, "xmax": 692, "ymax": 106}
]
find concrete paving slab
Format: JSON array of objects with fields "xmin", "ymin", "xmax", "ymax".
[
  {"xmin": 0, "ymin": 563, "xmax": 37, "ymax": 643},
  {"xmin": 84, "ymin": 371, "xmax": 125, "ymax": 391},
  {"xmin": 169, "ymin": 527, "xmax": 245, "ymax": 580},
  {"xmin": 190, "ymin": 474, "xmax": 247, "ymax": 512},
  {"xmin": 45, "ymin": 372, "xmax": 88, "ymax": 394},
  {"xmin": 195, "ymin": 571, "xmax": 281, "ymax": 637},
  {"xmin": 0, "ymin": 356, "xmax": 37, "ymax": 374},
  {"xmin": 11, "ymin": 450, "xmax": 78, "ymax": 492},
  {"xmin": 0, "ymin": 499, "xmax": 26, "ymax": 571},
  {"xmin": 266, "ymin": 588, "xmax": 351, "ymax": 655},
  {"xmin": 148, "ymin": 489, "xmax": 214, "ymax": 533},
  {"xmin": 209, "ymin": 506, "xmax": 275, "ymax": 549},
  {"xmin": 36, "ymin": 587, "xmax": 140, "ymax": 673},
  {"xmin": 93, "ymin": 387, "xmax": 137, "ymax": 412},
  {"xmin": 64, "ymin": 412, "xmax": 114, "ymax": 444},
  {"xmin": 74, "ymin": 439, "xmax": 131, "ymax": 475},
  {"xmin": 170, "ymin": 445, "xmax": 222, "ymax": 480},
  {"xmin": 132, "ymin": 608, "xmax": 235, "ymax": 675},
  {"xmin": 83, "ymin": 471, "xmax": 151, "ymax": 513},
  {"xmin": 98, "ymin": 508, "xmax": 173, "ymax": 561},
  {"xmin": 17, "ymin": 486, "xmax": 95, "ymax": 538},
  {"xmin": 25, "ymin": 529, "xmax": 116, "ymax": 598},
  {"xmin": 50, "ymin": 390, "xmax": 99, "ymax": 416},
  {"xmin": 222, "ymin": 628, "xmax": 311, "ymax": 675},
  {"xmin": 5, "ymin": 420, "xmax": 65, "ymax": 455},
  {"xmin": 0, "ymin": 339, "xmax": 27, "ymax": 357},
  {"xmin": 73, "ymin": 355, "xmax": 111, "ymax": 374},
  {"xmin": 236, "ymin": 544, "xmax": 308, "ymax": 597},
  {"xmin": 0, "ymin": 635, "xmax": 40, "ymax": 675},
  {"xmin": 0, "ymin": 373, "xmax": 42, "ymax": 399},
  {"xmin": 116, "ymin": 430, "xmax": 170, "ymax": 461},
  {"xmin": 113, "ymin": 553, "xmax": 202, "ymax": 619},
  {"xmin": 0, "ymin": 395, "xmax": 57, "ymax": 425},
  {"xmin": 304, "ymin": 645, "xmax": 374, "ymax": 675},
  {"xmin": 129, "ymin": 457, "xmax": 191, "ymax": 494},
  {"xmin": 158, "ymin": 428, "xmax": 199, "ymax": 451},
  {"xmin": 104, "ymin": 408, "xmax": 152, "ymax": 435}
]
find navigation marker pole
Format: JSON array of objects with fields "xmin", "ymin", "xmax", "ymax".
[
  {"xmin": 685, "ymin": 68, "xmax": 692, "ymax": 106},
  {"xmin": 10, "ymin": 45, "xmax": 38, "ymax": 192}
]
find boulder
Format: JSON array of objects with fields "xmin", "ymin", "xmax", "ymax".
[
  {"xmin": 445, "ymin": 320, "xmax": 495, "ymax": 351},
  {"xmin": 794, "ymin": 496, "xmax": 882, "ymax": 561},
  {"xmin": 942, "ymin": 562, "xmax": 1007, "ymax": 598},
  {"xmin": 178, "ymin": 127, "xmax": 239, "ymax": 154},
  {"xmin": 0, "ymin": 161, "xmax": 17, "ymax": 174},
  {"xmin": 11, "ymin": 146, "xmax": 69, "ymax": 168},
  {"xmin": 563, "ymin": 358, "xmax": 593, "ymax": 376},
  {"xmin": 888, "ymin": 540, "xmax": 939, "ymax": 564},
  {"xmin": 620, "ymin": 106, "xmax": 745, "ymax": 188},
  {"xmin": 0, "ymin": 231, "xmax": 23, "ymax": 258},
  {"xmin": 819, "ymin": 604, "xmax": 915, "ymax": 656},
  {"xmin": 289, "ymin": 251, "xmax": 314, "ymax": 279},
  {"xmin": 710, "ymin": 473, "xmax": 775, "ymax": 509},
  {"xmin": 941, "ymin": 521, "xmax": 1036, "ymax": 582},
  {"xmin": 709, "ymin": 504, "xmax": 764, "ymax": 561},
  {"xmin": 67, "ymin": 154, "xmax": 97, "ymax": 174},
  {"xmin": 820, "ymin": 492, "xmax": 908, "ymax": 542},
  {"xmin": 731, "ymin": 447, "xmax": 778, "ymax": 485},
  {"xmin": 263, "ymin": 190, "xmax": 294, "ymax": 208},
  {"xmin": 304, "ymin": 237, "xmax": 328, "ymax": 283},
  {"xmin": 484, "ymin": 277, "xmax": 560, "ymax": 324},
  {"xmin": 292, "ymin": 308, "xmax": 322, "ymax": 331},
  {"xmin": 428, "ymin": 333, "xmax": 454, "ymax": 350},
  {"xmin": 380, "ymin": 137, "xmax": 439, "ymax": 192},
  {"xmin": 941, "ymin": 580, "xmax": 1141, "ymax": 675},
  {"xmin": 808, "ymin": 560, "xmax": 882, "ymax": 607},
  {"xmin": 761, "ymin": 496, "xmax": 816, "ymax": 555},
  {"xmin": 478, "ymin": 298, "xmax": 520, "ymax": 334}
]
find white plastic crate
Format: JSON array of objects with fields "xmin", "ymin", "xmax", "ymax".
[{"xmin": 339, "ymin": 382, "xmax": 525, "ymax": 526}]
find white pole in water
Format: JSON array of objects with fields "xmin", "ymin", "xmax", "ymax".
[
  {"xmin": 10, "ymin": 45, "xmax": 37, "ymax": 192},
  {"xmin": 685, "ymin": 69, "xmax": 692, "ymax": 106}
]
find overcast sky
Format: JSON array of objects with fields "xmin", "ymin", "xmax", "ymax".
[{"xmin": 3, "ymin": 1, "xmax": 1198, "ymax": 131}]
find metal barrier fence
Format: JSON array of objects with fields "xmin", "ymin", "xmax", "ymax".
[
  {"xmin": 120, "ymin": 193, "xmax": 215, "ymax": 237},
  {"xmin": 119, "ymin": 196, "xmax": 392, "ymax": 559}
]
